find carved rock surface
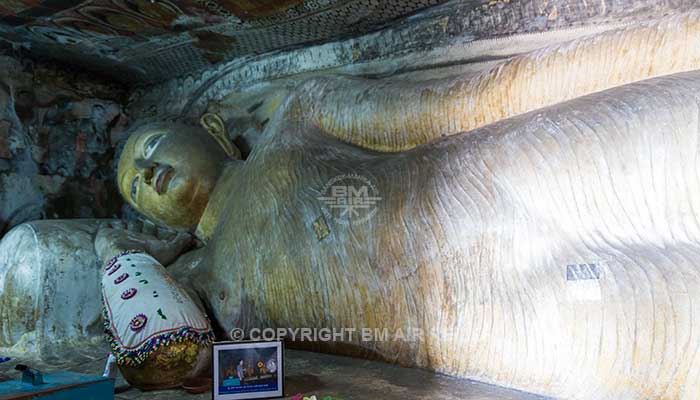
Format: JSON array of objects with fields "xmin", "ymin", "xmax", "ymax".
[
  {"xmin": 192, "ymin": 71, "xmax": 700, "ymax": 399},
  {"xmin": 0, "ymin": 57, "xmax": 127, "ymax": 237},
  {"xmin": 293, "ymin": 11, "xmax": 700, "ymax": 151},
  {"xmin": 0, "ymin": 219, "xmax": 109, "ymax": 356}
]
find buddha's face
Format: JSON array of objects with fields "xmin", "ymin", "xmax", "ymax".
[{"xmin": 118, "ymin": 123, "xmax": 227, "ymax": 231}]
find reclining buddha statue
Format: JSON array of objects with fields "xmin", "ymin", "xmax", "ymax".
[{"xmin": 2, "ymin": 10, "xmax": 700, "ymax": 399}]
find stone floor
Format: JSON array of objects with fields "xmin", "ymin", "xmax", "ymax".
[{"xmin": 1, "ymin": 347, "xmax": 551, "ymax": 400}]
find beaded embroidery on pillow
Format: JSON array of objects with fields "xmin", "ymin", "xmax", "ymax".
[
  {"xmin": 114, "ymin": 273, "xmax": 129, "ymax": 284},
  {"xmin": 121, "ymin": 288, "xmax": 137, "ymax": 300},
  {"xmin": 129, "ymin": 314, "xmax": 148, "ymax": 332},
  {"xmin": 101, "ymin": 250, "xmax": 214, "ymax": 367},
  {"xmin": 107, "ymin": 264, "xmax": 121, "ymax": 276}
]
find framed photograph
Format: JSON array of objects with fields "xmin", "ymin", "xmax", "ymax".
[{"xmin": 213, "ymin": 340, "xmax": 284, "ymax": 400}]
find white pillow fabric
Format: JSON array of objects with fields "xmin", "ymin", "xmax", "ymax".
[{"xmin": 101, "ymin": 251, "xmax": 213, "ymax": 366}]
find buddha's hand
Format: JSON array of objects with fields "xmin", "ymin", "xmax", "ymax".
[{"xmin": 95, "ymin": 220, "xmax": 193, "ymax": 266}]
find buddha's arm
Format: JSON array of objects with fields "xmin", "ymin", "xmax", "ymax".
[
  {"xmin": 94, "ymin": 221, "xmax": 192, "ymax": 266},
  {"xmin": 287, "ymin": 11, "xmax": 700, "ymax": 152}
]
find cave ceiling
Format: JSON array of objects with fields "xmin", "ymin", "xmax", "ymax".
[{"xmin": 0, "ymin": 0, "xmax": 447, "ymax": 84}]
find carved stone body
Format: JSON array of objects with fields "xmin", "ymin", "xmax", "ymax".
[
  {"xmin": 0, "ymin": 220, "xmax": 105, "ymax": 354},
  {"xmin": 2, "ymin": 10, "xmax": 700, "ymax": 399},
  {"xmin": 187, "ymin": 72, "xmax": 700, "ymax": 399}
]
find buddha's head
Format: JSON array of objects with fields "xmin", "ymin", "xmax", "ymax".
[{"xmin": 117, "ymin": 122, "xmax": 228, "ymax": 231}]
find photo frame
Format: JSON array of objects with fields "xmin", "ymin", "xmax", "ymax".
[{"xmin": 213, "ymin": 340, "xmax": 284, "ymax": 400}]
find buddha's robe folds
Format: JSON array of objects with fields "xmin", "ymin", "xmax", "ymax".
[
  {"xmin": 188, "ymin": 71, "xmax": 700, "ymax": 399},
  {"xmin": 294, "ymin": 11, "xmax": 700, "ymax": 152}
]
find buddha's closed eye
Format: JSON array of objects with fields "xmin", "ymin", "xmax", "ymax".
[
  {"xmin": 144, "ymin": 134, "xmax": 165, "ymax": 159},
  {"xmin": 131, "ymin": 176, "xmax": 139, "ymax": 201}
]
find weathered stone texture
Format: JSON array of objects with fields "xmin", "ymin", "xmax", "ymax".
[
  {"xmin": 0, "ymin": 56, "xmax": 128, "ymax": 237},
  {"xmin": 0, "ymin": 219, "xmax": 108, "ymax": 356}
]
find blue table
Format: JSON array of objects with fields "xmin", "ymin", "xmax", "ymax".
[{"xmin": 0, "ymin": 371, "xmax": 114, "ymax": 400}]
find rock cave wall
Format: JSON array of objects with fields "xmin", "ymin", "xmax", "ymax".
[{"xmin": 0, "ymin": 55, "xmax": 129, "ymax": 237}]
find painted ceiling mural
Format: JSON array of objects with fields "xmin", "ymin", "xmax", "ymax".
[{"xmin": 0, "ymin": 0, "xmax": 447, "ymax": 84}]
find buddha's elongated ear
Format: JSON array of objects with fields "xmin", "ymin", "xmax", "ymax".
[{"xmin": 200, "ymin": 113, "xmax": 241, "ymax": 160}]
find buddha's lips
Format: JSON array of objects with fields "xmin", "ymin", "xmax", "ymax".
[{"xmin": 153, "ymin": 165, "xmax": 174, "ymax": 195}]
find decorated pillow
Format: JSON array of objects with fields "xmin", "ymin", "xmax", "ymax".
[{"xmin": 101, "ymin": 250, "xmax": 214, "ymax": 366}]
